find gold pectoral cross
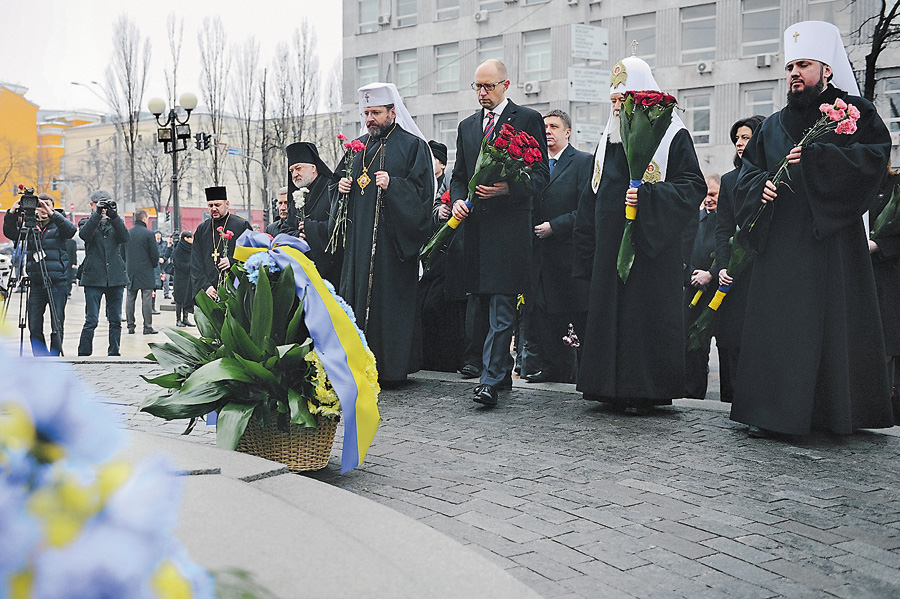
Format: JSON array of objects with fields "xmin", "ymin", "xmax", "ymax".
[
  {"xmin": 211, "ymin": 248, "xmax": 220, "ymax": 261},
  {"xmin": 357, "ymin": 169, "xmax": 371, "ymax": 195}
]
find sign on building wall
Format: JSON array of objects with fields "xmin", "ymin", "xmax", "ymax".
[
  {"xmin": 571, "ymin": 24, "xmax": 609, "ymax": 61},
  {"xmin": 574, "ymin": 122, "xmax": 605, "ymax": 145},
  {"xmin": 568, "ymin": 68, "xmax": 610, "ymax": 103}
]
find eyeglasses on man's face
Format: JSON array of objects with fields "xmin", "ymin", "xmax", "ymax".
[{"xmin": 471, "ymin": 81, "xmax": 507, "ymax": 92}]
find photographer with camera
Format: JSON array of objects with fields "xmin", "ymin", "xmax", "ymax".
[
  {"xmin": 2, "ymin": 192, "xmax": 77, "ymax": 356},
  {"xmin": 77, "ymin": 190, "xmax": 129, "ymax": 356}
]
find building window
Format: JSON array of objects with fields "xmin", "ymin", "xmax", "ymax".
[
  {"xmin": 523, "ymin": 29, "xmax": 551, "ymax": 82},
  {"xmin": 681, "ymin": 89, "xmax": 712, "ymax": 145},
  {"xmin": 681, "ymin": 4, "xmax": 716, "ymax": 64},
  {"xmin": 625, "ymin": 13, "xmax": 656, "ymax": 67},
  {"xmin": 359, "ymin": 0, "xmax": 379, "ymax": 34},
  {"xmin": 742, "ymin": 82, "xmax": 777, "ymax": 120},
  {"xmin": 395, "ymin": 49, "xmax": 418, "ymax": 96},
  {"xmin": 435, "ymin": 43, "xmax": 460, "ymax": 93},
  {"xmin": 480, "ymin": 0, "xmax": 505, "ymax": 12},
  {"xmin": 477, "ymin": 36, "xmax": 504, "ymax": 63},
  {"xmin": 86, "ymin": 140, "xmax": 91, "ymax": 149},
  {"xmin": 434, "ymin": 113, "xmax": 459, "ymax": 165},
  {"xmin": 808, "ymin": 0, "xmax": 852, "ymax": 34},
  {"xmin": 436, "ymin": 0, "xmax": 459, "ymax": 21},
  {"xmin": 395, "ymin": 0, "xmax": 417, "ymax": 27},
  {"xmin": 742, "ymin": 0, "xmax": 780, "ymax": 57},
  {"xmin": 187, "ymin": 182, "xmax": 193, "ymax": 196},
  {"xmin": 882, "ymin": 78, "xmax": 900, "ymax": 133},
  {"xmin": 523, "ymin": 0, "xmax": 550, "ymax": 4},
  {"xmin": 358, "ymin": 55, "xmax": 379, "ymax": 87}
]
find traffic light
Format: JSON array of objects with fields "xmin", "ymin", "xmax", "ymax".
[
  {"xmin": 194, "ymin": 133, "xmax": 203, "ymax": 150},
  {"xmin": 203, "ymin": 133, "xmax": 212, "ymax": 150}
]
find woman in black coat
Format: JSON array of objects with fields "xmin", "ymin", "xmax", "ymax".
[
  {"xmin": 871, "ymin": 171, "xmax": 900, "ymax": 419},
  {"xmin": 172, "ymin": 230, "xmax": 195, "ymax": 327}
]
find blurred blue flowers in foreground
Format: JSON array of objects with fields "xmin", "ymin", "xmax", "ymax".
[{"xmin": 0, "ymin": 346, "xmax": 215, "ymax": 599}]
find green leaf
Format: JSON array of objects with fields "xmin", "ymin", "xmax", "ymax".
[
  {"xmin": 284, "ymin": 293, "xmax": 307, "ymax": 345},
  {"xmin": 139, "ymin": 384, "xmax": 225, "ymax": 419},
  {"xmin": 216, "ymin": 402, "xmax": 256, "ymax": 450},
  {"xmin": 221, "ymin": 312, "xmax": 262, "ymax": 362},
  {"xmin": 617, "ymin": 221, "xmax": 636, "ymax": 282},
  {"xmin": 270, "ymin": 264, "xmax": 296, "ymax": 343},
  {"xmin": 161, "ymin": 327, "xmax": 216, "ymax": 362},
  {"xmin": 232, "ymin": 354, "xmax": 278, "ymax": 386},
  {"xmin": 288, "ymin": 388, "xmax": 316, "ymax": 428},
  {"xmin": 147, "ymin": 342, "xmax": 198, "ymax": 373},
  {"xmin": 250, "ymin": 265, "xmax": 274, "ymax": 347},
  {"xmin": 181, "ymin": 357, "xmax": 256, "ymax": 392},
  {"xmin": 140, "ymin": 372, "xmax": 183, "ymax": 389}
]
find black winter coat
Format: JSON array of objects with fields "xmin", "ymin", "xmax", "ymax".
[
  {"xmin": 126, "ymin": 220, "xmax": 160, "ymax": 290},
  {"xmin": 2, "ymin": 210, "xmax": 77, "ymax": 286},
  {"xmin": 78, "ymin": 212, "xmax": 129, "ymax": 288}
]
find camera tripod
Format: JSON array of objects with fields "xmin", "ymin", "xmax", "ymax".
[{"xmin": 0, "ymin": 223, "xmax": 65, "ymax": 357}]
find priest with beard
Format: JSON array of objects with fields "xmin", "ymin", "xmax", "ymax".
[
  {"xmin": 335, "ymin": 82, "xmax": 434, "ymax": 385},
  {"xmin": 284, "ymin": 141, "xmax": 341, "ymax": 286},
  {"xmin": 190, "ymin": 186, "xmax": 252, "ymax": 301},
  {"xmin": 731, "ymin": 21, "xmax": 895, "ymax": 437},
  {"xmin": 573, "ymin": 56, "xmax": 706, "ymax": 414}
]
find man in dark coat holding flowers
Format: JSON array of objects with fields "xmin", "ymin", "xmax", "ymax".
[
  {"xmin": 573, "ymin": 56, "xmax": 705, "ymax": 414},
  {"xmin": 450, "ymin": 59, "xmax": 549, "ymax": 407},
  {"xmin": 731, "ymin": 21, "xmax": 896, "ymax": 437}
]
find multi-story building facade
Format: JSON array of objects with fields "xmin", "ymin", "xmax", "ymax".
[{"xmin": 341, "ymin": 0, "xmax": 898, "ymax": 178}]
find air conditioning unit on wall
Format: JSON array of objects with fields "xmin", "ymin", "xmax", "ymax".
[
  {"xmin": 696, "ymin": 61, "xmax": 713, "ymax": 75},
  {"xmin": 523, "ymin": 81, "xmax": 541, "ymax": 95},
  {"xmin": 474, "ymin": 10, "xmax": 489, "ymax": 22},
  {"xmin": 377, "ymin": 14, "xmax": 390, "ymax": 26},
  {"xmin": 757, "ymin": 53, "xmax": 775, "ymax": 68}
]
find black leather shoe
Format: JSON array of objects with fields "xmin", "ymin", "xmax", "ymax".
[
  {"xmin": 143, "ymin": 328, "xmax": 158, "ymax": 335},
  {"xmin": 526, "ymin": 370, "xmax": 553, "ymax": 383},
  {"xmin": 458, "ymin": 364, "xmax": 481, "ymax": 379},
  {"xmin": 473, "ymin": 384, "xmax": 497, "ymax": 407},
  {"xmin": 176, "ymin": 320, "xmax": 186, "ymax": 327},
  {"xmin": 127, "ymin": 327, "xmax": 135, "ymax": 334}
]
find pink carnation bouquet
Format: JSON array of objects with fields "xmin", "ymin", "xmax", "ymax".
[{"xmin": 327, "ymin": 133, "xmax": 366, "ymax": 253}]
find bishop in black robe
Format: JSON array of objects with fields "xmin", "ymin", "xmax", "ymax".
[
  {"xmin": 573, "ymin": 130, "xmax": 706, "ymax": 409},
  {"xmin": 731, "ymin": 83, "xmax": 895, "ymax": 435},
  {"xmin": 336, "ymin": 124, "xmax": 433, "ymax": 383},
  {"xmin": 190, "ymin": 192, "xmax": 252, "ymax": 300}
]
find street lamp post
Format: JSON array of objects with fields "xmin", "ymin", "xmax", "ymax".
[{"xmin": 148, "ymin": 93, "xmax": 198, "ymax": 232}]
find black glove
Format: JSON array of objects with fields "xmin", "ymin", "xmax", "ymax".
[{"xmin": 106, "ymin": 207, "xmax": 118, "ymax": 220}]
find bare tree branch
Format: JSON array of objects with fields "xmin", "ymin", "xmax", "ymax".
[{"xmin": 198, "ymin": 16, "xmax": 232, "ymax": 185}]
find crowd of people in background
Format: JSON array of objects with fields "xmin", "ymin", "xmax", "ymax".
[{"xmin": 8, "ymin": 19, "xmax": 899, "ymax": 442}]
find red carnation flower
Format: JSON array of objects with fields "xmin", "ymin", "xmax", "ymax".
[
  {"xmin": 523, "ymin": 152, "xmax": 536, "ymax": 165},
  {"xmin": 508, "ymin": 143, "xmax": 524, "ymax": 159},
  {"xmin": 440, "ymin": 189, "xmax": 451, "ymax": 207},
  {"xmin": 500, "ymin": 123, "xmax": 516, "ymax": 138},
  {"xmin": 494, "ymin": 137, "xmax": 509, "ymax": 150}
]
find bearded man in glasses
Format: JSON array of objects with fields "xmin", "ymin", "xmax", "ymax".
[{"xmin": 449, "ymin": 59, "xmax": 549, "ymax": 408}]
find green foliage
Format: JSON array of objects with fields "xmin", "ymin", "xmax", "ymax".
[{"xmin": 142, "ymin": 263, "xmax": 326, "ymax": 445}]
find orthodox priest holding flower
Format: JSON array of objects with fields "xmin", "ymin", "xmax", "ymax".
[
  {"xmin": 731, "ymin": 21, "xmax": 896, "ymax": 437},
  {"xmin": 335, "ymin": 82, "xmax": 434, "ymax": 385},
  {"xmin": 190, "ymin": 186, "xmax": 251, "ymax": 301},
  {"xmin": 573, "ymin": 55, "xmax": 706, "ymax": 414}
]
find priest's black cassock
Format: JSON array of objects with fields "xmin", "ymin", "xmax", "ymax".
[
  {"xmin": 731, "ymin": 84, "xmax": 895, "ymax": 434},
  {"xmin": 284, "ymin": 175, "xmax": 342, "ymax": 287},
  {"xmin": 573, "ymin": 130, "xmax": 705, "ymax": 406},
  {"xmin": 190, "ymin": 213, "xmax": 251, "ymax": 298},
  {"xmin": 337, "ymin": 124, "xmax": 433, "ymax": 382}
]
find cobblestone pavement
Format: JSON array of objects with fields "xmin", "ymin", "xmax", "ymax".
[{"xmin": 74, "ymin": 360, "xmax": 900, "ymax": 599}]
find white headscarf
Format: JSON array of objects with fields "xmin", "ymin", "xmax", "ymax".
[
  {"xmin": 590, "ymin": 56, "xmax": 686, "ymax": 193},
  {"xmin": 356, "ymin": 82, "xmax": 435, "ymax": 198},
  {"xmin": 784, "ymin": 21, "xmax": 860, "ymax": 96}
]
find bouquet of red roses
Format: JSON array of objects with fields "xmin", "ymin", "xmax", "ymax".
[
  {"xmin": 420, "ymin": 123, "xmax": 543, "ymax": 271},
  {"xmin": 616, "ymin": 90, "xmax": 678, "ymax": 282}
]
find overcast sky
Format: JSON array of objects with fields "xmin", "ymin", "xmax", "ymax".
[{"xmin": 4, "ymin": 0, "xmax": 342, "ymax": 115}]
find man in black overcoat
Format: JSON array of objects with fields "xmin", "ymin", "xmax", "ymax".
[
  {"xmin": 731, "ymin": 21, "xmax": 896, "ymax": 436},
  {"xmin": 125, "ymin": 209, "xmax": 159, "ymax": 334},
  {"xmin": 522, "ymin": 109, "xmax": 591, "ymax": 384},
  {"xmin": 450, "ymin": 59, "xmax": 550, "ymax": 406}
]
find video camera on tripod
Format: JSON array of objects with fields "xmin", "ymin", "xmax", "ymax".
[{"xmin": 16, "ymin": 185, "xmax": 40, "ymax": 229}]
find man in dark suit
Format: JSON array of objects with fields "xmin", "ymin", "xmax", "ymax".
[
  {"xmin": 450, "ymin": 59, "xmax": 550, "ymax": 407},
  {"xmin": 124, "ymin": 209, "xmax": 159, "ymax": 335},
  {"xmin": 522, "ymin": 110, "xmax": 592, "ymax": 384}
]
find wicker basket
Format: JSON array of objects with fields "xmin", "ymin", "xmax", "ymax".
[{"xmin": 235, "ymin": 415, "xmax": 338, "ymax": 472}]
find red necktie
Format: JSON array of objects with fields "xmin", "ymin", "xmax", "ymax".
[{"xmin": 484, "ymin": 112, "xmax": 496, "ymax": 139}]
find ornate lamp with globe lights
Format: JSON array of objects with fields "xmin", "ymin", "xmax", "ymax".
[{"xmin": 148, "ymin": 92, "xmax": 198, "ymax": 232}]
